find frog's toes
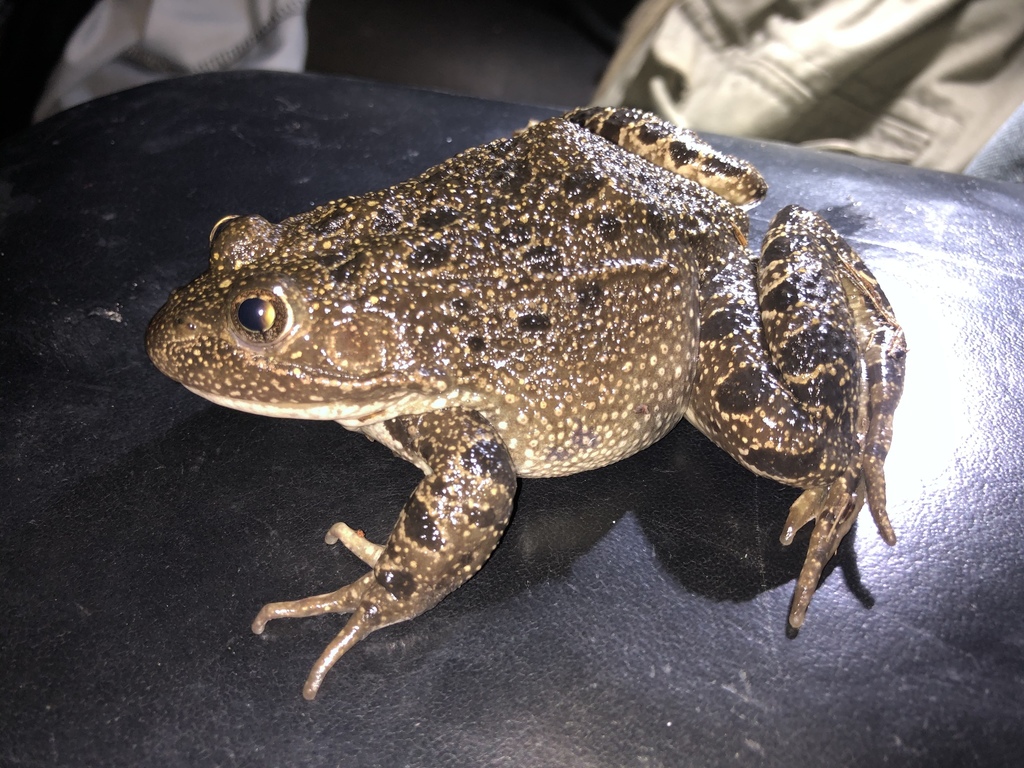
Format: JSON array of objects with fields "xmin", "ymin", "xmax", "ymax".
[
  {"xmin": 299, "ymin": 591, "xmax": 396, "ymax": 701},
  {"xmin": 781, "ymin": 454, "xmax": 897, "ymax": 629},
  {"xmin": 250, "ymin": 568, "xmax": 441, "ymax": 700},
  {"xmin": 251, "ymin": 571, "xmax": 375, "ymax": 637},
  {"xmin": 781, "ymin": 468, "xmax": 862, "ymax": 628},
  {"xmin": 251, "ymin": 527, "xmax": 385, "ymax": 639},
  {"xmin": 325, "ymin": 521, "xmax": 384, "ymax": 566}
]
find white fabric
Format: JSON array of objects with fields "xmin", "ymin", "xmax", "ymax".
[{"xmin": 34, "ymin": 0, "xmax": 310, "ymax": 122}]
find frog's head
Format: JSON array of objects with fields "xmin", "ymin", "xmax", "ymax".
[{"xmin": 146, "ymin": 214, "xmax": 453, "ymax": 426}]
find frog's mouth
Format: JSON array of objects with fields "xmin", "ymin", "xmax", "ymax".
[
  {"xmin": 150, "ymin": 329, "xmax": 454, "ymax": 427},
  {"xmin": 183, "ymin": 383, "xmax": 459, "ymax": 428}
]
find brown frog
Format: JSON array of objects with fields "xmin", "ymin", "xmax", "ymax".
[{"xmin": 146, "ymin": 107, "xmax": 907, "ymax": 699}]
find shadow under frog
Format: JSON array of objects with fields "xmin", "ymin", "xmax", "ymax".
[
  {"xmin": 6, "ymin": 402, "xmax": 876, "ymax": 716},
  {"xmin": 506, "ymin": 406, "xmax": 874, "ymax": 615}
]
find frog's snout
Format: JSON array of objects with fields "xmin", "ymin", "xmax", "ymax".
[{"xmin": 145, "ymin": 291, "xmax": 196, "ymax": 378}]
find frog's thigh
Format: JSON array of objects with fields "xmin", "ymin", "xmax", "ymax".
[
  {"xmin": 756, "ymin": 205, "xmax": 863, "ymax": 469},
  {"xmin": 565, "ymin": 106, "xmax": 767, "ymax": 207},
  {"xmin": 756, "ymin": 205, "xmax": 904, "ymax": 493},
  {"xmin": 698, "ymin": 208, "xmax": 861, "ymax": 486}
]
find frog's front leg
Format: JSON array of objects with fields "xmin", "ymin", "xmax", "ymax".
[
  {"xmin": 252, "ymin": 408, "xmax": 516, "ymax": 699},
  {"xmin": 689, "ymin": 205, "xmax": 906, "ymax": 629}
]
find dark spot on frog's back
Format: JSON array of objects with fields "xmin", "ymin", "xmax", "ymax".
[
  {"xmin": 372, "ymin": 207, "xmax": 400, "ymax": 234},
  {"xmin": 376, "ymin": 568, "xmax": 417, "ymax": 600},
  {"xmin": 408, "ymin": 240, "xmax": 450, "ymax": 270},
  {"xmin": 644, "ymin": 205, "xmax": 670, "ymax": 239},
  {"xmin": 310, "ymin": 208, "xmax": 352, "ymax": 235},
  {"xmin": 499, "ymin": 222, "xmax": 532, "ymax": 247},
  {"xmin": 595, "ymin": 212, "xmax": 622, "ymax": 241},
  {"xmin": 490, "ymin": 158, "xmax": 530, "ymax": 189},
  {"xmin": 312, "ymin": 218, "xmax": 343, "ymax": 236},
  {"xmin": 467, "ymin": 335, "xmax": 486, "ymax": 352},
  {"xmin": 331, "ymin": 255, "xmax": 364, "ymax": 284},
  {"xmin": 417, "ymin": 206, "xmax": 459, "ymax": 229},
  {"xmin": 575, "ymin": 280, "xmax": 603, "ymax": 310},
  {"xmin": 565, "ymin": 170, "xmax": 604, "ymax": 201},
  {"xmin": 517, "ymin": 314, "xmax": 551, "ymax": 332},
  {"xmin": 522, "ymin": 244, "xmax": 563, "ymax": 273},
  {"xmin": 488, "ymin": 137, "xmax": 514, "ymax": 156}
]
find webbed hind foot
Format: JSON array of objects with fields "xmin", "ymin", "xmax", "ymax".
[{"xmin": 781, "ymin": 460, "xmax": 895, "ymax": 628}]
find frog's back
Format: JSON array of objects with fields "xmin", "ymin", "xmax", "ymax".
[{"xmin": 284, "ymin": 118, "xmax": 725, "ymax": 475}]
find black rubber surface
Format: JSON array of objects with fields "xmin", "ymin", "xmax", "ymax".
[{"xmin": 2, "ymin": 72, "xmax": 1022, "ymax": 767}]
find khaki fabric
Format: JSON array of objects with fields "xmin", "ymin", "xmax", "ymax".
[{"xmin": 594, "ymin": 0, "xmax": 1024, "ymax": 172}]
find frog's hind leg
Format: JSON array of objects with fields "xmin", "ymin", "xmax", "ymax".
[
  {"xmin": 687, "ymin": 204, "xmax": 906, "ymax": 628},
  {"xmin": 757, "ymin": 205, "xmax": 907, "ymax": 628},
  {"xmin": 252, "ymin": 409, "xmax": 517, "ymax": 699}
]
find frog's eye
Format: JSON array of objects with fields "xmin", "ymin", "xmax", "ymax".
[
  {"xmin": 238, "ymin": 297, "xmax": 275, "ymax": 332},
  {"xmin": 233, "ymin": 293, "xmax": 289, "ymax": 342}
]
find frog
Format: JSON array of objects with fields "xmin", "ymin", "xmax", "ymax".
[{"xmin": 146, "ymin": 107, "xmax": 907, "ymax": 700}]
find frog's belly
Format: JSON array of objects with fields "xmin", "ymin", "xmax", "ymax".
[
  {"xmin": 488, "ymin": 353, "xmax": 698, "ymax": 478},
  {"xmin": 506, "ymin": 402, "xmax": 691, "ymax": 478},
  {"xmin": 486, "ymin": 286, "xmax": 701, "ymax": 477}
]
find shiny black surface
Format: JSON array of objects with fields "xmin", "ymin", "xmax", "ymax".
[{"xmin": 2, "ymin": 73, "xmax": 1022, "ymax": 767}]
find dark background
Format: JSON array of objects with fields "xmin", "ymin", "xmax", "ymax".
[{"xmin": 0, "ymin": 0, "xmax": 634, "ymax": 141}]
